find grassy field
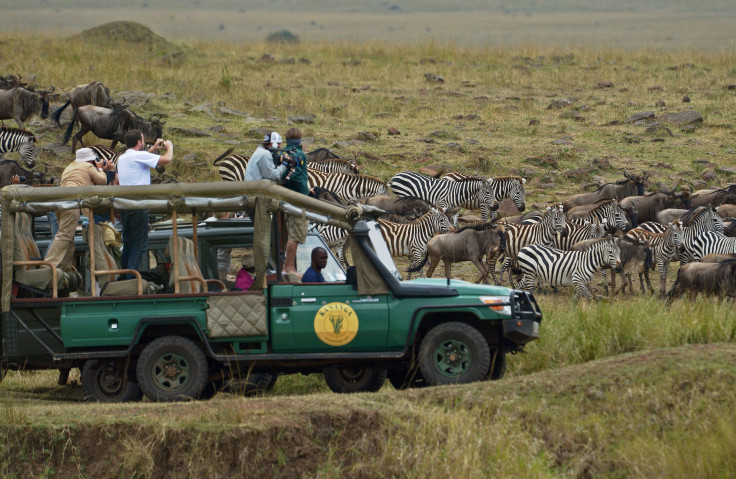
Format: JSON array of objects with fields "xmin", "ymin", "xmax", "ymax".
[{"xmin": 2, "ymin": 20, "xmax": 736, "ymax": 477}]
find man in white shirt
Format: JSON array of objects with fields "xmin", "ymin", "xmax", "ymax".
[{"xmin": 117, "ymin": 129, "xmax": 173, "ymax": 274}]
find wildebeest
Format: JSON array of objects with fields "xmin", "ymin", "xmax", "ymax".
[
  {"xmin": 0, "ymin": 74, "xmax": 27, "ymax": 90},
  {"xmin": 667, "ymin": 259, "xmax": 736, "ymax": 302},
  {"xmin": 50, "ymin": 81, "xmax": 115, "ymax": 126},
  {"xmin": 305, "ymin": 147, "xmax": 340, "ymax": 162},
  {"xmin": 716, "ymin": 204, "xmax": 736, "ymax": 219},
  {"xmin": 689, "ymin": 185, "xmax": 736, "ymax": 208},
  {"xmin": 0, "ymin": 86, "xmax": 55, "ymax": 129},
  {"xmin": 63, "ymin": 105, "xmax": 164, "ymax": 151},
  {"xmin": 360, "ymin": 196, "xmax": 433, "ymax": 220},
  {"xmin": 418, "ymin": 221, "xmax": 506, "ymax": 284},
  {"xmin": 562, "ymin": 171, "xmax": 646, "ymax": 211},
  {"xmin": 619, "ymin": 191, "xmax": 692, "ymax": 224},
  {"xmin": 656, "ymin": 208, "xmax": 689, "ymax": 224},
  {"xmin": 0, "ymin": 159, "xmax": 53, "ymax": 188}
]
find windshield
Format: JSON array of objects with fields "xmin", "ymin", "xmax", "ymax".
[
  {"xmin": 298, "ymin": 233, "xmax": 346, "ymax": 282},
  {"xmin": 365, "ymin": 220, "xmax": 401, "ymax": 281}
]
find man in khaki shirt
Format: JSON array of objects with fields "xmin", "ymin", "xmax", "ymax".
[{"xmin": 44, "ymin": 148, "xmax": 114, "ymax": 272}]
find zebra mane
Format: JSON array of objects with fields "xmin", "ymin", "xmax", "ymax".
[
  {"xmin": 678, "ymin": 206, "xmax": 708, "ymax": 226},
  {"xmin": 0, "ymin": 126, "xmax": 35, "ymax": 139},
  {"xmin": 491, "ymin": 176, "xmax": 524, "ymax": 182}
]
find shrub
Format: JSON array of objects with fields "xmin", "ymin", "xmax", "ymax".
[{"xmin": 266, "ymin": 29, "xmax": 300, "ymax": 44}]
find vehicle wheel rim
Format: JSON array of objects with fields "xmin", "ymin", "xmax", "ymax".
[
  {"xmin": 434, "ymin": 339, "xmax": 472, "ymax": 377},
  {"xmin": 97, "ymin": 361, "xmax": 124, "ymax": 396},
  {"xmin": 152, "ymin": 353, "xmax": 190, "ymax": 391},
  {"xmin": 338, "ymin": 368, "xmax": 366, "ymax": 383}
]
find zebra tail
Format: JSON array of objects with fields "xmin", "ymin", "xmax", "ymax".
[
  {"xmin": 665, "ymin": 275, "xmax": 681, "ymax": 303},
  {"xmin": 62, "ymin": 108, "xmax": 78, "ymax": 145},
  {"xmin": 212, "ymin": 147, "xmax": 235, "ymax": 165},
  {"xmin": 406, "ymin": 251, "xmax": 429, "ymax": 273},
  {"xmin": 50, "ymin": 100, "xmax": 70, "ymax": 127}
]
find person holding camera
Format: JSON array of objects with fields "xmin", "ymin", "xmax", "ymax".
[
  {"xmin": 44, "ymin": 148, "xmax": 114, "ymax": 272},
  {"xmin": 281, "ymin": 127, "xmax": 309, "ymax": 277},
  {"xmin": 244, "ymin": 132, "xmax": 292, "ymax": 183},
  {"xmin": 117, "ymin": 129, "xmax": 173, "ymax": 275}
]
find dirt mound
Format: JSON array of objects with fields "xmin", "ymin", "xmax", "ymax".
[{"xmin": 70, "ymin": 21, "xmax": 175, "ymax": 50}]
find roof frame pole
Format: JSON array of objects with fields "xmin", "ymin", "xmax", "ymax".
[
  {"xmin": 88, "ymin": 210, "xmax": 97, "ymax": 297},
  {"xmin": 171, "ymin": 209, "xmax": 179, "ymax": 294},
  {"xmin": 191, "ymin": 208, "xmax": 198, "ymax": 263}
]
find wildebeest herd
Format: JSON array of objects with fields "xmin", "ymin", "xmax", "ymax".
[{"xmin": 1, "ymin": 76, "xmax": 735, "ymax": 302}]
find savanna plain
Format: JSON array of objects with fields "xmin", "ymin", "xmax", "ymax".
[{"xmin": 1, "ymin": 10, "xmax": 736, "ymax": 477}]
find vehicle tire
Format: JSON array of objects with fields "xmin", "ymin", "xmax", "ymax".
[
  {"xmin": 136, "ymin": 336, "xmax": 208, "ymax": 402},
  {"xmin": 225, "ymin": 373, "xmax": 278, "ymax": 397},
  {"xmin": 198, "ymin": 381, "xmax": 221, "ymax": 400},
  {"xmin": 323, "ymin": 367, "xmax": 387, "ymax": 393},
  {"xmin": 81, "ymin": 359, "xmax": 143, "ymax": 403},
  {"xmin": 487, "ymin": 348, "xmax": 507, "ymax": 380},
  {"xmin": 418, "ymin": 322, "xmax": 491, "ymax": 386},
  {"xmin": 387, "ymin": 367, "xmax": 428, "ymax": 390}
]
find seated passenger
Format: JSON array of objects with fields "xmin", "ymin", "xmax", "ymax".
[
  {"xmin": 234, "ymin": 251, "xmax": 255, "ymax": 291},
  {"xmin": 301, "ymin": 247, "xmax": 328, "ymax": 283}
]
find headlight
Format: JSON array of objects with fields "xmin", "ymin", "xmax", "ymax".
[{"xmin": 479, "ymin": 296, "xmax": 511, "ymax": 316}]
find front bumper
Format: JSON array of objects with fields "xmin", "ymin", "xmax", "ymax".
[{"xmin": 502, "ymin": 290, "xmax": 542, "ymax": 345}]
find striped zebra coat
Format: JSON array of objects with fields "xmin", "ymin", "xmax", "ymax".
[
  {"xmin": 441, "ymin": 173, "xmax": 527, "ymax": 218},
  {"xmin": 625, "ymin": 221, "xmax": 684, "ymax": 296},
  {"xmin": 388, "ymin": 171, "xmax": 497, "ymax": 220},
  {"xmin": 641, "ymin": 207, "xmax": 725, "ymax": 264},
  {"xmin": 88, "ymin": 145, "xmax": 124, "ymax": 168},
  {"xmin": 516, "ymin": 236, "xmax": 622, "ymax": 299},
  {"xmin": 378, "ymin": 208, "xmax": 453, "ymax": 277},
  {"xmin": 316, "ymin": 223, "xmax": 350, "ymax": 268},
  {"xmin": 308, "ymin": 170, "xmax": 388, "ymax": 203},
  {"xmin": 567, "ymin": 199, "xmax": 629, "ymax": 232},
  {"xmin": 497, "ymin": 205, "xmax": 568, "ymax": 285},
  {"xmin": 552, "ymin": 218, "xmax": 607, "ymax": 250},
  {"xmin": 690, "ymin": 231, "xmax": 736, "ymax": 261},
  {"xmin": 0, "ymin": 126, "xmax": 36, "ymax": 168},
  {"xmin": 307, "ymin": 158, "xmax": 359, "ymax": 175}
]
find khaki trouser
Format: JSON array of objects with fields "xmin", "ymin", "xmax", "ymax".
[{"xmin": 44, "ymin": 208, "xmax": 81, "ymax": 272}]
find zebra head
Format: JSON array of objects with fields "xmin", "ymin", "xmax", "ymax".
[
  {"xmin": 589, "ymin": 218, "xmax": 607, "ymax": 238},
  {"xmin": 605, "ymin": 235, "xmax": 623, "ymax": 272},
  {"xmin": 504, "ymin": 177, "xmax": 526, "ymax": 211},
  {"xmin": 607, "ymin": 200, "xmax": 629, "ymax": 232},
  {"xmin": 666, "ymin": 220, "xmax": 684, "ymax": 248},
  {"xmin": 430, "ymin": 207, "xmax": 454, "ymax": 234},
  {"xmin": 706, "ymin": 204, "xmax": 725, "ymax": 234},
  {"xmin": 542, "ymin": 205, "xmax": 568, "ymax": 236},
  {"xmin": 19, "ymin": 139, "xmax": 36, "ymax": 169}
]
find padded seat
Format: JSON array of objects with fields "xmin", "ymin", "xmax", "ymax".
[
  {"xmin": 13, "ymin": 212, "xmax": 77, "ymax": 297},
  {"xmin": 168, "ymin": 236, "xmax": 226, "ymax": 293},
  {"xmin": 87, "ymin": 221, "xmax": 156, "ymax": 296}
]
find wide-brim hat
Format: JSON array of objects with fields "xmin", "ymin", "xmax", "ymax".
[{"xmin": 75, "ymin": 148, "xmax": 96, "ymax": 163}]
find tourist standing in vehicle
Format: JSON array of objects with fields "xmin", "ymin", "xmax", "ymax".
[
  {"xmin": 117, "ymin": 130, "xmax": 173, "ymax": 274},
  {"xmin": 302, "ymin": 247, "xmax": 328, "ymax": 283},
  {"xmin": 281, "ymin": 127, "xmax": 310, "ymax": 277},
  {"xmin": 44, "ymin": 148, "xmax": 113, "ymax": 271}
]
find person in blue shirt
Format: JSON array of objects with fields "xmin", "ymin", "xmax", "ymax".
[{"xmin": 301, "ymin": 247, "xmax": 328, "ymax": 283}]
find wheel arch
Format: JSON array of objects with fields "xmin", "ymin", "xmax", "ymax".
[{"xmin": 413, "ymin": 311, "xmax": 503, "ymax": 350}]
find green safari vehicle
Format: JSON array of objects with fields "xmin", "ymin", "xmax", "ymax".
[{"xmin": 0, "ymin": 180, "xmax": 541, "ymax": 401}]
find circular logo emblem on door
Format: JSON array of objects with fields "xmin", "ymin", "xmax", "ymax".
[{"xmin": 314, "ymin": 302, "xmax": 359, "ymax": 346}]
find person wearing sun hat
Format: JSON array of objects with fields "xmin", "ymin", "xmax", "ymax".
[
  {"xmin": 244, "ymin": 131, "xmax": 289, "ymax": 182},
  {"xmin": 44, "ymin": 147, "xmax": 114, "ymax": 272}
]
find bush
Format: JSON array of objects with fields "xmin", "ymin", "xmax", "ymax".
[{"xmin": 266, "ymin": 29, "xmax": 300, "ymax": 44}]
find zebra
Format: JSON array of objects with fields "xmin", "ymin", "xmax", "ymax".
[
  {"xmin": 388, "ymin": 171, "xmax": 497, "ymax": 221},
  {"xmin": 88, "ymin": 145, "xmax": 124, "ymax": 169},
  {"xmin": 307, "ymin": 158, "xmax": 359, "ymax": 175},
  {"xmin": 625, "ymin": 221, "xmax": 684, "ymax": 296},
  {"xmin": 552, "ymin": 218, "xmax": 607, "ymax": 250},
  {"xmin": 212, "ymin": 149, "xmax": 249, "ymax": 182},
  {"xmin": 639, "ymin": 206, "xmax": 725, "ymax": 264},
  {"xmin": 0, "ymin": 126, "xmax": 36, "ymax": 168},
  {"xmin": 497, "ymin": 205, "xmax": 568, "ymax": 285},
  {"xmin": 308, "ymin": 170, "xmax": 388, "ymax": 203},
  {"xmin": 316, "ymin": 223, "xmax": 350, "ymax": 268},
  {"xmin": 442, "ymin": 172, "xmax": 526, "ymax": 219},
  {"xmin": 516, "ymin": 235, "xmax": 622, "ymax": 299},
  {"xmin": 568, "ymin": 199, "xmax": 629, "ymax": 232},
  {"xmin": 377, "ymin": 208, "xmax": 453, "ymax": 278},
  {"xmin": 690, "ymin": 231, "xmax": 736, "ymax": 262}
]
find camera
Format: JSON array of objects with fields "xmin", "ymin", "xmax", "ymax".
[{"xmin": 17, "ymin": 175, "xmax": 26, "ymax": 183}]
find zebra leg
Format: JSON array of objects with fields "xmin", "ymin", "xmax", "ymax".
[
  {"xmin": 601, "ymin": 270, "xmax": 609, "ymax": 296},
  {"xmin": 643, "ymin": 270, "xmax": 655, "ymax": 295},
  {"xmin": 518, "ymin": 273, "xmax": 536, "ymax": 292},
  {"xmin": 572, "ymin": 274, "xmax": 594, "ymax": 300},
  {"xmin": 498, "ymin": 257, "xmax": 510, "ymax": 286}
]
